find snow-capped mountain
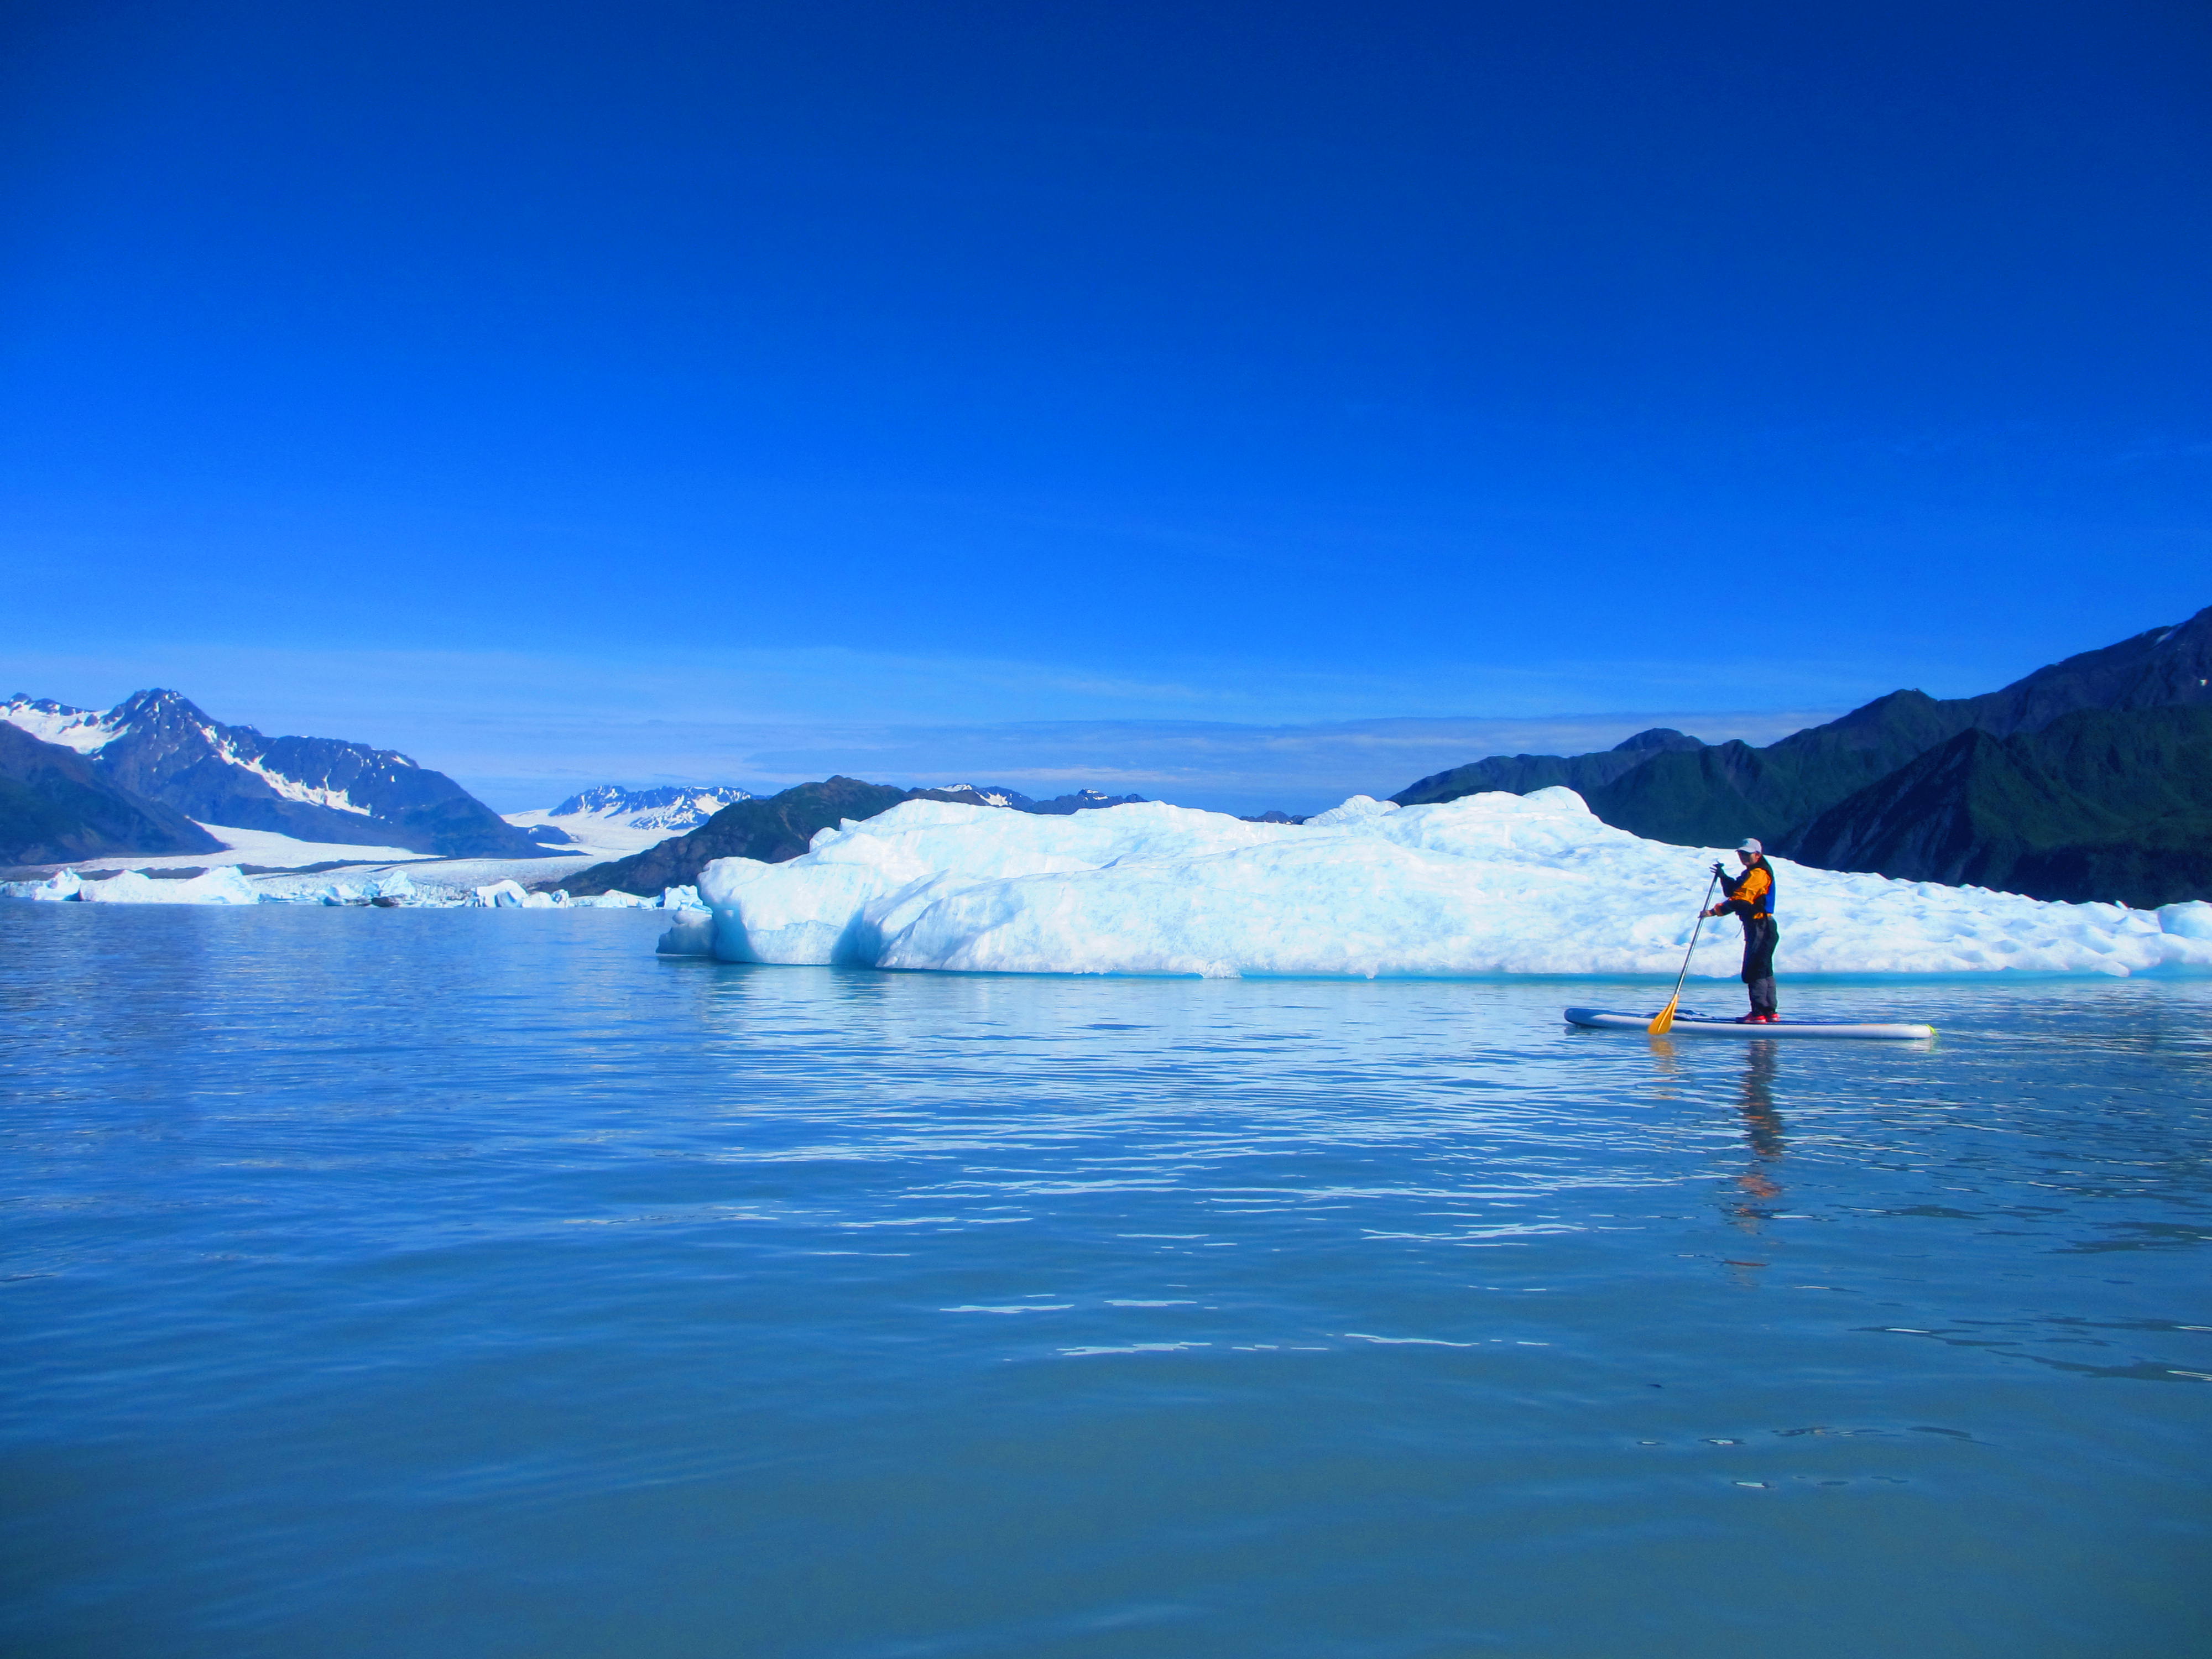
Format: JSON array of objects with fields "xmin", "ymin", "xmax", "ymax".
[
  {"xmin": 932, "ymin": 783, "xmax": 1023, "ymax": 807},
  {"xmin": 1, "ymin": 690, "xmax": 545, "ymax": 859},
  {"xmin": 550, "ymin": 784, "xmax": 753, "ymax": 832},
  {"xmin": 3, "ymin": 697, "xmax": 117, "ymax": 754},
  {"xmin": 1022, "ymin": 788, "xmax": 1147, "ymax": 815},
  {"xmin": 503, "ymin": 784, "xmax": 754, "ymax": 857},
  {"xmin": 921, "ymin": 785, "xmax": 1149, "ymax": 813}
]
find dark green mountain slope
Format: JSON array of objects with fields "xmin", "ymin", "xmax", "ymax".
[
  {"xmin": 1589, "ymin": 689, "xmax": 1984, "ymax": 847},
  {"xmin": 1789, "ymin": 707, "xmax": 2212, "ymax": 907},
  {"xmin": 1957, "ymin": 607, "xmax": 2212, "ymax": 733},
  {"xmin": 1396, "ymin": 728, "xmax": 1705, "ymax": 807},
  {"xmin": 0, "ymin": 723, "xmax": 223, "ymax": 864},
  {"xmin": 560, "ymin": 778, "xmax": 911, "ymax": 895},
  {"xmin": 1393, "ymin": 605, "xmax": 2212, "ymax": 859}
]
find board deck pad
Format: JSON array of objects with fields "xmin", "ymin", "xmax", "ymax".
[{"xmin": 1563, "ymin": 1006, "xmax": 1936, "ymax": 1041}]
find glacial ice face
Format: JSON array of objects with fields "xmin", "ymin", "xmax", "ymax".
[
  {"xmin": 2161, "ymin": 900, "xmax": 2212, "ymax": 940},
  {"xmin": 690, "ymin": 791, "xmax": 2212, "ymax": 979}
]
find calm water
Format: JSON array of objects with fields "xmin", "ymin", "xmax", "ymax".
[{"xmin": 3, "ymin": 904, "xmax": 2208, "ymax": 1657}]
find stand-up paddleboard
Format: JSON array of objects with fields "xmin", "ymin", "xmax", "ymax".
[{"xmin": 1564, "ymin": 1006, "xmax": 1936, "ymax": 1041}]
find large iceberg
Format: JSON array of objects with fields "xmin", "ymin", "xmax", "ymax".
[
  {"xmin": 75, "ymin": 867, "xmax": 262, "ymax": 906},
  {"xmin": 675, "ymin": 790, "xmax": 2212, "ymax": 978}
]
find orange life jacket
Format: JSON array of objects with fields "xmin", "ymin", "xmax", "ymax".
[{"xmin": 1721, "ymin": 859, "xmax": 1775, "ymax": 922}]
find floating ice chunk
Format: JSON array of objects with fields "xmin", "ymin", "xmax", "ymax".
[
  {"xmin": 474, "ymin": 879, "xmax": 530, "ymax": 907},
  {"xmin": 33, "ymin": 870, "xmax": 83, "ymax": 901},
  {"xmin": 656, "ymin": 909, "xmax": 716, "ymax": 956},
  {"xmin": 573, "ymin": 885, "xmax": 701, "ymax": 910},
  {"xmin": 687, "ymin": 792, "xmax": 2212, "ymax": 979},
  {"xmin": 77, "ymin": 866, "xmax": 261, "ymax": 905}
]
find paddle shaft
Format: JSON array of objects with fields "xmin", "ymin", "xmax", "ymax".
[{"xmin": 1651, "ymin": 870, "xmax": 1721, "ymax": 1030}]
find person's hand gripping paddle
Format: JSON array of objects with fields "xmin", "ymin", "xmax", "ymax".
[{"xmin": 1648, "ymin": 866, "xmax": 1723, "ymax": 1035}]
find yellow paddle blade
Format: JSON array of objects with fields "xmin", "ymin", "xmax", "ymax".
[{"xmin": 1647, "ymin": 998, "xmax": 1679, "ymax": 1036}]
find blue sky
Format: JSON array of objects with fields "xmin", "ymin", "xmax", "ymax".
[{"xmin": 4, "ymin": 1, "xmax": 2208, "ymax": 811}]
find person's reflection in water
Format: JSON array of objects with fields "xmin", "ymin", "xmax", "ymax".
[{"xmin": 1730, "ymin": 1040, "xmax": 1786, "ymax": 1229}]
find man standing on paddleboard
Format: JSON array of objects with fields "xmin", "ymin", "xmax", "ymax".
[{"xmin": 1707, "ymin": 839, "xmax": 1778, "ymax": 1023}]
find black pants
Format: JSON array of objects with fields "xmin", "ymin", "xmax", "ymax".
[{"xmin": 1740, "ymin": 917, "xmax": 1778, "ymax": 1016}]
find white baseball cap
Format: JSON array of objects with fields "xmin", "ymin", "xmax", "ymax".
[{"xmin": 1736, "ymin": 837, "xmax": 1763, "ymax": 855}]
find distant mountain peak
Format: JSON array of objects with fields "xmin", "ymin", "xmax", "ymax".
[
  {"xmin": 4, "ymin": 688, "xmax": 540, "ymax": 859},
  {"xmin": 547, "ymin": 784, "xmax": 754, "ymax": 833},
  {"xmin": 931, "ymin": 783, "xmax": 1027, "ymax": 808},
  {"xmin": 2, "ymin": 695, "xmax": 114, "ymax": 754},
  {"xmin": 1610, "ymin": 728, "xmax": 1705, "ymax": 754}
]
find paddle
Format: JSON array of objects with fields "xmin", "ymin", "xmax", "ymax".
[{"xmin": 1648, "ymin": 867, "xmax": 1723, "ymax": 1035}]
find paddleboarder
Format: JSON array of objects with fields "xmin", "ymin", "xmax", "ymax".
[{"xmin": 1706, "ymin": 839, "xmax": 1778, "ymax": 1023}]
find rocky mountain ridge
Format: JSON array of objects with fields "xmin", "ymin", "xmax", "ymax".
[
  {"xmin": 1394, "ymin": 606, "xmax": 2212, "ymax": 905},
  {"xmin": 547, "ymin": 784, "xmax": 755, "ymax": 830},
  {"xmin": 1, "ymin": 690, "xmax": 545, "ymax": 860}
]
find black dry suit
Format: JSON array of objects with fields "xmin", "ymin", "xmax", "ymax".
[{"xmin": 1715, "ymin": 858, "xmax": 1778, "ymax": 1017}]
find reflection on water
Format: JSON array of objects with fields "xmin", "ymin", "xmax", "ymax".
[
  {"xmin": 1733, "ymin": 1041, "xmax": 1786, "ymax": 1221},
  {"xmin": 1652, "ymin": 1035, "xmax": 1787, "ymax": 1239},
  {"xmin": 2, "ymin": 905, "xmax": 2210, "ymax": 1659}
]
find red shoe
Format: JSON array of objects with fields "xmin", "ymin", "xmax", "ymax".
[
  {"xmin": 1734, "ymin": 1014, "xmax": 1763, "ymax": 1024},
  {"xmin": 1756, "ymin": 1013, "xmax": 1780, "ymax": 1023}
]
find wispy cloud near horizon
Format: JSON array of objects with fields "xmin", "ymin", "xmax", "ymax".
[
  {"xmin": 0, "ymin": 641, "xmax": 1840, "ymax": 814},
  {"xmin": 660, "ymin": 709, "xmax": 1840, "ymax": 816},
  {"xmin": 2, "ymin": 637, "xmax": 1840, "ymax": 812}
]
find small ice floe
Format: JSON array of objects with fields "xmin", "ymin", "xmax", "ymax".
[
  {"xmin": 567, "ymin": 886, "xmax": 704, "ymax": 910},
  {"xmin": 655, "ymin": 910, "xmax": 713, "ymax": 956},
  {"xmin": 470, "ymin": 880, "xmax": 572, "ymax": 908}
]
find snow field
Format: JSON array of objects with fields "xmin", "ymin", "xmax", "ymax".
[{"xmin": 674, "ymin": 790, "xmax": 2212, "ymax": 978}]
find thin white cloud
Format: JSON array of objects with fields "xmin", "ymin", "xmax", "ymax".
[{"xmin": 3, "ymin": 640, "xmax": 1849, "ymax": 813}]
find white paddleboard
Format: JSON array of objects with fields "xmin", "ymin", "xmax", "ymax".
[{"xmin": 1563, "ymin": 1006, "xmax": 1936, "ymax": 1041}]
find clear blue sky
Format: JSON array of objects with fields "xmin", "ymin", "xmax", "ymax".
[{"xmin": 4, "ymin": 1, "xmax": 2208, "ymax": 809}]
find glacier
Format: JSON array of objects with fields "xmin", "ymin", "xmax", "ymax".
[
  {"xmin": 669, "ymin": 790, "xmax": 2212, "ymax": 978},
  {"xmin": 505, "ymin": 784, "xmax": 753, "ymax": 857}
]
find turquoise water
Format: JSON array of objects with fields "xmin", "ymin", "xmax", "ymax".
[{"xmin": 3, "ymin": 903, "xmax": 2208, "ymax": 1657}]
